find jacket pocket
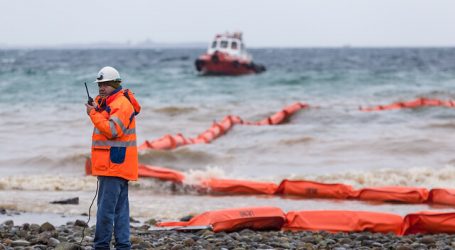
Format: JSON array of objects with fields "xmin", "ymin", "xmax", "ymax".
[
  {"xmin": 110, "ymin": 146, "xmax": 126, "ymax": 164},
  {"xmin": 92, "ymin": 147, "xmax": 110, "ymax": 171}
]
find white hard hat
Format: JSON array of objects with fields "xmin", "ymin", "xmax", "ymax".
[{"xmin": 95, "ymin": 66, "xmax": 121, "ymax": 83}]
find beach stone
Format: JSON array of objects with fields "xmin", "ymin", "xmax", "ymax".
[
  {"xmin": 54, "ymin": 242, "xmax": 83, "ymax": 250},
  {"xmin": 201, "ymin": 229, "xmax": 214, "ymax": 237},
  {"xmin": 129, "ymin": 217, "xmax": 139, "ymax": 223},
  {"xmin": 257, "ymin": 244, "xmax": 272, "ymax": 249},
  {"xmin": 229, "ymin": 232, "xmax": 241, "ymax": 240},
  {"xmin": 21, "ymin": 223, "xmax": 29, "ymax": 231},
  {"xmin": 50, "ymin": 197, "xmax": 79, "ymax": 205},
  {"xmin": 338, "ymin": 238, "xmax": 352, "ymax": 245},
  {"xmin": 183, "ymin": 238, "xmax": 195, "ymax": 247},
  {"xmin": 39, "ymin": 222, "xmax": 55, "ymax": 232},
  {"xmin": 371, "ymin": 242, "xmax": 383, "ymax": 248},
  {"xmin": 37, "ymin": 231, "xmax": 54, "ymax": 243},
  {"xmin": 179, "ymin": 215, "xmax": 193, "ymax": 222},
  {"xmin": 144, "ymin": 218, "xmax": 157, "ymax": 225},
  {"xmin": 3, "ymin": 239, "xmax": 13, "ymax": 246},
  {"xmin": 74, "ymin": 220, "xmax": 87, "ymax": 228},
  {"xmin": 420, "ymin": 235, "xmax": 436, "ymax": 245},
  {"xmin": 130, "ymin": 236, "xmax": 143, "ymax": 244},
  {"xmin": 17, "ymin": 229, "xmax": 28, "ymax": 238},
  {"xmin": 48, "ymin": 237, "xmax": 60, "ymax": 247},
  {"xmin": 31, "ymin": 245, "xmax": 47, "ymax": 250},
  {"xmin": 2, "ymin": 220, "xmax": 14, "ymax": 227},
  {"xmin": 83, "ymin": 236, "xmax": 93, "ymax": 242},
  {"xmin": 170, "ymin": 243, "xmax": 183, "ymax": 250},
  {"xmin": 356, "ymin": 234, "xmax": 371, "ymax": 241},
  {"xmin": 57, "ymin": 236, "xmax": 68, "ymax": 242},
  {"xmin": 411, "ymin": 242, "xmax": 428, "ymax": 249},
  {"xmin": 138, "ymin": 241, "xmax": 153, "ymax": 248},
  {"xmin": 11, "ymin": 240, "xmax": 30, "ymax": 247},
  {"xmin": 239, "ymin": 229, "xmax": 255, "ymax": 235},
  {"xmin": 301, "ymin": 236, "xmax": 317, "ymax": 243},
  {"xmin": 29, "ymin": 224, "xmax": 40, "ymax": 232},
  {"xmin": 0, "ymin": 243, "xmax": 5, "ymax": 250},
  {"xmin": 396, "ymin": 245, "xmax": 412, "ymax": 250}
]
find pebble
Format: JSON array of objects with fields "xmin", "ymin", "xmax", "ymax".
[
  {"xmin": 2, "ymin": 220, "xmax": 13, "ymax": 227},
  {"xmin": 11, "ymin": 240, "xmax": 30, "ymax": 247},
  {"xmin": 48, "ymin": 237, "xmax": 60, "ymax": 247},
  {"xmin": 420, "ymin": 235, "xmax": 436, "ymax": 244},
  {"xmin": 74, "ymin": 220, "xmax": 87, "ymax": 228},
  {"xmin": 39, "ymin": 222, "xmax": 55, "ymax": 232}
]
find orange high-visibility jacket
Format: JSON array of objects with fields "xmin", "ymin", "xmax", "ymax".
[{"xmin": 89, "ymin": 87, "xmax": 141, "ymax": 181}]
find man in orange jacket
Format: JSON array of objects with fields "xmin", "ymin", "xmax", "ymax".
[{"xmin": 85, "ymin": 66, "xmax": 141, "ymax": 250}]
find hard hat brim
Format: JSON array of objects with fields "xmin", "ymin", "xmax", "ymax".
[{"xmin": 93, "ymin": 78, "xmax": 122, "ymax": 83}]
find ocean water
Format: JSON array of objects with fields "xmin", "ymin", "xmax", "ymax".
[{"xmin": 1, "ymin": 48, "xmax": 455, "ymax": 222}]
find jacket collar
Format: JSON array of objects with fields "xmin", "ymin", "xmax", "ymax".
[{"xmin": 106, "ymin": 86, "xmax": 123, "ymax": 105}]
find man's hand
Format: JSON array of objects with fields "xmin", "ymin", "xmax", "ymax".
[{"xmin": 85, "ymin": 102, "xmax": 98, "ymax": 115}]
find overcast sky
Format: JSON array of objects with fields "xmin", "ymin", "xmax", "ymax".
[{"xmin": 1, "ymin": 0, "xmax": 454, "ymax": 47}]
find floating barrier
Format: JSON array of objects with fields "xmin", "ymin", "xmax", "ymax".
[
  {"xmin": 139, "ymin": 102, "xmax": 309, "ymax": 151},
  {"xmin": 201, "ymin": 178, "xmax": 278, "ymax": 195},
  {"xmin": 157, "ymin": 207, "xmax": 455, "ymax": 235},
  {"xmin": 157, "ymin": 206, "xmax": 286, "ymax": 232},
  {"xmin": 355, "ymin": 186, "xmax": 430, "ymax": 204},
  {"xmin": 401, "ymin": 211, "xmax": 455, "ymax": 235},
  {"xmin": 428, "ymin": 188, "xmax": 455, "ymax": 206},
  {"xmin": 138, "ymin": 164, "xmax": 185, "ymax": 183},
  {"xmin": 275, "ymin": 179, "xmax": 356, "ymax": 199},
  {"xmin": 134, "ymin": 166, "xmax": 455, "ymax": 206},
  {"xmin": 283, "ymin": 210, "xmax": 403, "ymax": 234},
  {"xmin": 85, "ymin": 159, "xmax": 455, "ymax": 207},
  {"xmin": 360, "ymin": 97, "xmax": 455, "ymax": 112}
]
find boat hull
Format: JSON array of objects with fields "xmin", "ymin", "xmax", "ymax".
[{"xmin": 195, "ymin": 53, "xmax": 265, "ymax": 76}]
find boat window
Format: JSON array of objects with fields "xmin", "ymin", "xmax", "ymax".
[
  {"xmin": 231, "ymin": 41, "xmax": 238, "ymax": 50},
  {"xmin": 211, "ymin": 41, "xmax": 217, "ymax": 48},
  {"xmin": 220, "ymin": 40, "xmax": 228, "ymax": 48},
  {"xmin": 241, "ymin": 43, "xmax": 245, "ymax": 51}
]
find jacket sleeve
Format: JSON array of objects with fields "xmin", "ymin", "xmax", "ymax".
[{"xmin": 89, "ymin": 99, "xmax": 134, "ymax": 139}]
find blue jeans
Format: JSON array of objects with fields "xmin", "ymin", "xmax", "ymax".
[{"xmin": 94, "ymin": 176, "xmax": 131, "ymax": 250}]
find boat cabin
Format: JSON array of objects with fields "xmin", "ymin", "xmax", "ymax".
[{"xmin": 207, "ymin": 32, "xmax": 250, "ymax": 59}]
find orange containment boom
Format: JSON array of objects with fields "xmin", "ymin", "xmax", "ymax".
[
  {"xmin": 138, "ymin": 164, "xmax": 185, "ymax": 183},
  {"xmin": 355, "ymin": 186, "xmax": 429, "ymax": 203},
  {"xmin": 86, "ymin": 161, "xmax": 455, "ymax": 206},
  {"xmin": 201, "ymin": 178, "xmax": 278, "ymax": 195},
  {"xmin": 139, "ymin": 102, "xmax": 309, "ymax": 151},
  {"xmin": 401, "ymin": 211, "xmax": 455, "ymax": 235},
  {"xmin": 275, "ymin": 179, "xmax": 356, "ymax": 199},
  {"xmin": 157, "ymin": 206, "xmax": 286, "ymax": 232},
  {"xmin": 428, "ymin": 188, "xmax": 455, "ymax": 206},
  {"xmin": 360, "ymin": 97, "xmax": 455, "ymax": 112},
  {"xmin": 157, "ymin": 207, "xmax": 455, "ymax": 235},
  {"xmin": 283, "ymin": 210, "xmax": 403, "ymax": 234}
]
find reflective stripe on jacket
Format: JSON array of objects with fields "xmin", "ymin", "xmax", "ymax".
[{"xmin": 89, "ymin": 87, "xmax": 140, "ymax": 181}]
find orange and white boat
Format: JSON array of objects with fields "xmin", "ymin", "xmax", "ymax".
[{"xmin": 195, "ymin": 32, "xmax": 266, "ymax": 76}]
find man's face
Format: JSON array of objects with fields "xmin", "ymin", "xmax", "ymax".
[{"xmin": 98, "ymin": 82, "xmax": 116, "ymax": 97}]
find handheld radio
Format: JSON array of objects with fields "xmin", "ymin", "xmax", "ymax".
[{"xmin": 84, "ymin": 82, "xmax": 94, "ymax": 105}]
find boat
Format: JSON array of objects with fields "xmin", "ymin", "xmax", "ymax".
[{"xmin": 194, "ymin": 32, "xmax": 266, "ymax": 76}]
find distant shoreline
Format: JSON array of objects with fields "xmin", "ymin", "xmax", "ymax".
[{"xmin": 1, "ymin": 46, "xmax": 455, "ymax": 50}]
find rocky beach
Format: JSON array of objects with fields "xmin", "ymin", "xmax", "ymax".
[{"xmin": 1, "ymin": 209, "xmax": 455, "ymax": 250}]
